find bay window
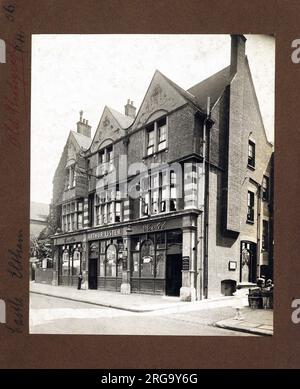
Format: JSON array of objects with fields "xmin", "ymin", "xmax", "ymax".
[
  {"xmin": 62, "ymin": 199, "xmax": 84, "ymax": 232},
  {"xmin": 95, "ymin": 188, "xmax": 122, "ymax": 226},
  {"xmin": 140, "ymin": 169, "xmax": 178, "ymax": 216}
]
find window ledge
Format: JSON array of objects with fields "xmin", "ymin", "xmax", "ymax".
[
  {"xmin": 247, "ymin": 164, "xmax": 255, "ymax": 171},
  {"xmin": 143, "ymin": 148, "xmax": 168, "ymax": 160},
  {"xmin": 246, "ymin": 219, "xmax": 255, "ymax": 225}
]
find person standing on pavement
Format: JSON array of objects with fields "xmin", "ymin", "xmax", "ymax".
[{"xmin": 77, "ymin": 272, "xmax": 83, "ymax": 290}]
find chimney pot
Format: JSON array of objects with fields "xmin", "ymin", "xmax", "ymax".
[
  {"xmin": 124, "ymin": 99, "xmax": 136, "ymax": 119},
  {"xmin": 77, "ymin": 114, "xmax": 91, "ymax": 137}
]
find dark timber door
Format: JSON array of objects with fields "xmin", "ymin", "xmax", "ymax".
[
  {"xmin": 88, "ymin": 258, "xmax": 98, "ymax": 289},
  {"xmin": 166, "ymin": 254, "xmax": 182, "ymax": 296}
]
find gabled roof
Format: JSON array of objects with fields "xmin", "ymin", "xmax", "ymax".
[
  {"xmin": 70, "ymin": 130, "xmax": 92, "ymax": 150},
  {"xmin": 30, "ymin": 202, "xmax": 49, "ymax": 222},
  {"xmin": 187, "ymin": 66, "xmax": 232, "ymax": 111},
  {"xmin": 156, "ymin": 70, "xmax": 205, "ymax": 114},
  {"xmin": 107, "ymin": 106, "xmax": 134, "ymax": 129}
]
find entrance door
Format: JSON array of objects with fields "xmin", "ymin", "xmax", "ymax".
[
  {"xmin": 240, "ymin": 241, "xmax": 257, "ymax": 283},
  {"xmin": 88, "ymin": 258, "xmax": 98, "ymax": 289},
  {"xmin": 166, "ymin": 254, "xmax": 182, "ymax": 296}
]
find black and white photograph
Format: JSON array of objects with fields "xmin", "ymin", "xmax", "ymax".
[{"xmin": 29, "ymin": 34, "xmax": 274, "ymax": 336}]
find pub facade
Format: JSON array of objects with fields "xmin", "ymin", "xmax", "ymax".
[{"xmin": 45, "ymin": 35, "xmax": 274, "ymax": 301}]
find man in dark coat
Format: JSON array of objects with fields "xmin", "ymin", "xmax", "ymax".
[{"xmin": 77, "ymin": 272, "xmax": 83, "ymax": 290}]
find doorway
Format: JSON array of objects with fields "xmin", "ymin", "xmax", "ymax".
[
  {"xmin": 240, "ymin": 241, "xmax": 257, "ymax": 283},
  {"xmin": 166, "ymin": 254, "xmax": 182, "ymax": 296},
  {"xmin": 88, "ymin": 258, "xmax": 98, "ymax": 289}
]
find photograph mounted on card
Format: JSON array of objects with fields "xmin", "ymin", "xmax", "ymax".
[{"xmin": 29, "ymin": 33, "xmax": 274, "ymax": 336}]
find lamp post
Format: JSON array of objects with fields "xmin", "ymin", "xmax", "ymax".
[{"xmin": 120, "ymin": 225, "xmax": 132, "ymax": 294}]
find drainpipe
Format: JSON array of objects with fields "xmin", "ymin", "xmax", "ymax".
[
  {"xmin": 256, "ymin": 184, "xmax": 262, "ymax": 280},
  {"xmin": 202, "ymin": 97, "xmax": 211, "ymax": 299}
]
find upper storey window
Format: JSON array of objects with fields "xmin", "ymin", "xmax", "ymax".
[
  {"xmin": 262, "ymin": 175, "xmax": 269, "ymax": 201},
  {"xmin": 145, "ymin": 116, "xmax": 168, "ymax": 157},
  {"xmin": 65, "ymin": 165, "xmax": 76, "ymax": 191},
  {"xmin": 147, "ymin": 125, "xmax": 155, "ymax": 156},
  {"xmin": 62, "ymin": 199, "xmax": 83, "ymax": 232},
  {"xmin": 140, "ymin": 169, "xmax": 178, "ymax": 217},
  {"xmin": 157, "ymin": 118, "xmax": 167, "ymax": 151},
  {"xmin": 97, "ymin": 144, "xmax": 114, "ymax": 176},
  {"xmin": 248, "ymin": 140, "xmax": 256, "ymax": 169}
]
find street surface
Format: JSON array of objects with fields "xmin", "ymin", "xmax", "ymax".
[{"xmin": 30, "ymin": 293, "xmax": 256, "ymax": 336}]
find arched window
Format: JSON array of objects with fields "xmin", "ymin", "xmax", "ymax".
[
  {"xmin": 140, "ymin": 239, "xmax": 154, "ymax": 278},
  {"xmin": 105, "ymin": 244, "xmax": 117, "ymax": 277},
  {"xmin": 72, "ymin": 249, "xmax": 81, "ymax": 276},
  {"xmin": 62, "ymin": 249, "xmax": 69, "ymax": 276}
]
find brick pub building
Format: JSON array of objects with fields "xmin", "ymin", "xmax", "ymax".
[{"xmin": 38, "ymin": 35, "xmax": 274, "ymax": 301}]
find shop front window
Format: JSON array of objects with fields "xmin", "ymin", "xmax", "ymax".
[
  {"xmin": 62, "ymin": 250, "xmax": 69, "ymax": 276},
  {"xmin": 132, "ymin": 252, "xmax": 139, "ymax": 277},
  {"xmin": 72, "ymin": 249, "xmax": 81, "ymax": 275},
  {"xmin": 100, "ymin": 255, "xmax": 105, "ymax": 276}
]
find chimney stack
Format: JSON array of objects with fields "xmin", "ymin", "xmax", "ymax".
[
  {"xmin": 230, "ymin": 35, "xmax": 246, "ymax": 77},
  {"xmin": 124, "ymin": 99, "xmax": 136, "ymax": 119},
  {"xmin": 77, "ymin": 110, "xmax": 91, "ymax": 138}
]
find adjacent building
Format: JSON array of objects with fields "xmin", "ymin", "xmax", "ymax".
[{"xmin": 43, "ymin": 35, "xmax": 274, "ymax": 300}]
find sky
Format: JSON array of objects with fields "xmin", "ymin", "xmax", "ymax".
[{"xmin": 31, "ymin": 34, "xmax": 275, "ymax": 205}]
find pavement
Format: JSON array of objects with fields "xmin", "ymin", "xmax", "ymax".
[
  {"xmin": 30, "ymin": 282, "xmax": 273, "ymax": 335},
  {"xmin": 215, "ymin": 307, "xmax": 273, "ymax": 336}
]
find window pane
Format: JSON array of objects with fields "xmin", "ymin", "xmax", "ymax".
[
  {"xmin": 170, "ymin": 171, "xmax": 176, "ymax": 185},
  {"xmin": 151, "ymin": 189, "xmax": 159, "ymax": 214},
  {"xmin": 62, "ymin": 251, "xmax": 69, "ymax": 276},
  {"xmin": 151, "ymin": 173, "xmax": 159, "ymax": 188},
  {"xmin": 158, "ymin": 125, "xmax": 166, "ymax": 141},
  {"xmin": 147, "ymin": 129, "xmax": 154, "ymax": 146},
  {"xmin": 162, "ymin": 171, "xmax": 168, "ymax": 186},
  {"xmin": 142, "ymin": 193, "xmax": 150, "ymax": 215},
  {"xmin": 156, "ymin": 232, "xmax": 166, "ymax": 249},
  {"xmin": 167, "ymin": 230, "xmax": 182, "ymax": 244},
  {"xmin": 131, "ymin": 236, "xmax": 140, "ymax": 251},
  {"xmin": 248, "ymin": 141, "xmax": 255, "ymax": 167},
  {"xmin": 140, "ymin": 239, "xmax": 154, "ymax": 278},
  {"xmin": 160, "ymin": 187, "xmax": 167, "ymax": 212},
  {"xmin": 115, "ymin": 202, "xmax": 121, "ymax": 222},
  {"xmin": 77, "ymin": 213, "xmax": 83, "ymax": 229},
  {"xmin": 247, "ymin": 191, "xmax": 254, "ymax": 221},
  {"xmin": 262, "ymin": 220, "xmax": 269, "ymax": 250},
  {"xmin": 158, "ymin": 140, "xmax": 166, "ymax": 151},
  {"xmin": 147, "ymin": 146, "xmax": 154, "ymax": 155},
  {"xmin": 262, "ymin": 176, "xmax": 269, "ymax": 201}
]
